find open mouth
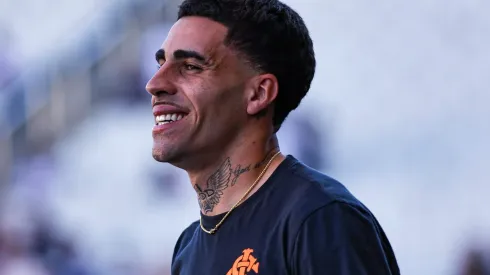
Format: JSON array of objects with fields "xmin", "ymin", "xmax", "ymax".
[{"xmin": 155, "ymin": 113, "xmax": 187, "ymax": 125}]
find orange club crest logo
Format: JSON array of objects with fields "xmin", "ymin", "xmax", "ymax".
[{"xmin": 226, "ymin": 248, "xmax": 260, "ymax": 275}]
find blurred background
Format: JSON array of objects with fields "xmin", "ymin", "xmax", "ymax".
[{"xmin": 1, "ymin": 0, "xmax": 489, "ymax": 274}]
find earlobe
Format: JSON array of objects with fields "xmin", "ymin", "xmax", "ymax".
[{"xmin": 246, "ymin": 74, "xmax": 278, "ymax": 116}]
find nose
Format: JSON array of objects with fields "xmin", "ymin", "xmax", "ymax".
[{"xmin": 146, "ymin": 65, "xmax": 177, "ymax": 96}]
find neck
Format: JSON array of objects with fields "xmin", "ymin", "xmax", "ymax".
[{"xmin": 188, "ymin": 134, "xmax": 285, "ymax": 216}]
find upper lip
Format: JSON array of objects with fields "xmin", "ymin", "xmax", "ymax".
[{"xmin": 152, "ymin": 101, "xmax": 190, "ymax": 116}]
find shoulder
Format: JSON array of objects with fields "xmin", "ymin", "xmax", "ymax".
[
  {"xmin": 289, "ymin": 200, "xmax": 400, "ymax": 274},
  {"xmin": 279, "ymin": 156, "xmax": 373, "ymax": 234},
  {"xmin": 283, "ymin": 156, "xmax": 365, "ymax": 213},
  {"xmin": 281, "ymin": 159, "xmax": 399, "ymax": 272},
  {"xmin": 172, "ymin": 220, "xmax": 199, "ymax": 264}
]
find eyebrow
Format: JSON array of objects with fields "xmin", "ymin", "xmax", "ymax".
[{"xmin": 155, "ymin": 49, "xmax": 207, "ymax": 63}]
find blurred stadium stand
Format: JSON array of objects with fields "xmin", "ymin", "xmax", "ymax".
[
  {"xmin": 0, "ymin": 0, "xmax": 185, "ymax": 273},
  {"xmin": 0, "ymin": 0, "xmax": 180, "ymax": 186},
  {"xmin": 1, "ymin": 0, "xmax": 490, "ymax": 274}
]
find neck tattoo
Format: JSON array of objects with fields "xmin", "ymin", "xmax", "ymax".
[
  {"xmin": 199, "ymin": 150, "xmax": 281, "ymax": 234},
  {"xmin": 193, "ymin": 148, "xmax": 279, "ymax": 214}
]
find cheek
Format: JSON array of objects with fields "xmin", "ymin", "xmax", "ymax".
[{"xmin": 194, "ymin": 83, "xmax": 245, "ymax": 117}]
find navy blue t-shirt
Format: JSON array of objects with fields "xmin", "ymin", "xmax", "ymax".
[{"xmin": 172, "ymin": 156, "xmax": 400, "ymax": 275}]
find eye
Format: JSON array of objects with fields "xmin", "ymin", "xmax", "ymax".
[
  {"xmin": 156, "ymin": 63, "xmax": 165, "ymax": 71},
  {"xmin": 184, "ymin": 64, "xmax": 202, "ymax": 71},
  {"xmin": 156, "ymin": 59, "xmax": 165, "ymax": 70}
]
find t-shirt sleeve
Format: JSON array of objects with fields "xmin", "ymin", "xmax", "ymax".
[
  {"xmin": 172, "ymin": 221, "xmax": 199, "ymax": 265},
  {"xmin": 291, "ymin": 202, "xmax": 395, "ymax": 275}
]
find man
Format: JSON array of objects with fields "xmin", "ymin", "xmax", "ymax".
[{"xmin": 146, "ymin": 0, "xmax": 400, "ymax": 274}]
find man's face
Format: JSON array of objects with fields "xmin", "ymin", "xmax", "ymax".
[{"xmin": 146, "ymin": 16, "xmax": 253, "ymax": 166}]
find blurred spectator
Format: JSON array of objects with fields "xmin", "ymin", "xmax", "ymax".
[
  {"xmin": 0, "ymin": 24, "xmax": 19, "ymax": 89},
  {"xmin": 31, "ymin": 223, "xmax": 90, "ymax": 275},
  {"xmin": 149, "ymin": 168, "xmax": 181, "ymax": 200},
  {"xmin": 277, "ymin": 111, "xmax": 330, "ymax": 171},
  {"xmin": 0, "ymin": 172, "xmax": 91, "ymax": 275},
  {"xmin": 0, "ymin": 231, "xmax": 4, "ymax": 265},
  {"xmin": 460, "ymin": 248, "xmax": 490, "ymax": 275},
  {"xmin": 0, "ymin": 229, "xmax": 49, "ymax": 275}
]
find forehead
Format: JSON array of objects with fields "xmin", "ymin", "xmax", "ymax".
[{"xmin": 162, "ymin": 16, "xmax": 228, "ymax": 58}]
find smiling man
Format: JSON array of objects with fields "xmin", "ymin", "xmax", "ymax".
[{"xmin": 145, "ymin": 0, "xmax": 400, "ymax": 274}]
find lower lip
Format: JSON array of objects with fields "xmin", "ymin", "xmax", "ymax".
[{"xmin": 152, "ymin": 117, "xmax": 186, "ymax": 135}]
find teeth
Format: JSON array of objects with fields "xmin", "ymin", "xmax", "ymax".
[{"xmin": 155, "ymin": 113, "xmax": 186, "ymax": 124}]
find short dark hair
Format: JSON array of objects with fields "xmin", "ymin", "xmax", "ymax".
[{"xmin": 178, "ymin": 0, "xmax": 316, "ymax": 132}]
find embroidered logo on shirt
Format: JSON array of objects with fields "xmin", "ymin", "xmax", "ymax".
[{"xmin": 226, "ymin": 248, "xmax": 259, "ymax": 275}]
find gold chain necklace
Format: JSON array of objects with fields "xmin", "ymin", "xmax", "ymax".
[{"xmin": 200, "ymin": 151, "xmax": 281, "ymax": 234}]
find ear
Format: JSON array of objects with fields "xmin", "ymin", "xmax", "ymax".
[{"xmin": 246, "ymin": 74, "xmax": 279, "ymax": 116}]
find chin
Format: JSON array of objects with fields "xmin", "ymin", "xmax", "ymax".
[
  {"xmin": 153, "ymin": 145, "xmax": 205, "ymax": 172},
  {"xmin": 152, "ymin": 147, "xmax": 173, "ymax": 163},
  {"xmin": 152, "ymin": 152, "xmax": 167, "ymax": 163},
  {"xmin": 152, "ymin": 146, "xmax": 186, "ymax": 167}
]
